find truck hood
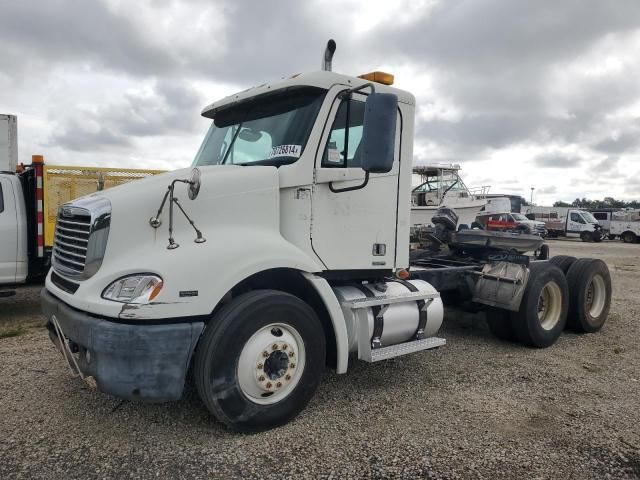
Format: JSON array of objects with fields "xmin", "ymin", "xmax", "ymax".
[
  {"xmin": 96, "ymin": 164, "xmax": 281, "ymax": 253},
  {"xmin": 48, "ymin": 164, "xmax": 313, "ymax": 318}
]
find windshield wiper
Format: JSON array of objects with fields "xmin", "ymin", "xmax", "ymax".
[{"xmin": 220, "ymin": 123, "xmax": 243, "ymax": 165}]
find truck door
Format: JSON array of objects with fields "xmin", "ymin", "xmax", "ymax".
[
  {"xmin": 0, "ymin": 177, "xmax": 18, "ymax": 283},
  {"xmin": 310, "ymin": 90, "xmax": 401, "ymax": 271},
  {"xmin": 567, "ymin": 211, "xmax": 586, "ymax": 237}
]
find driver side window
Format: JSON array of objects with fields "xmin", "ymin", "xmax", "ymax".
[
  {"xmin": 570, "ymin": 212, "xmax": 585, "ymax": 224},
  {"xmin": 322, "ymin": 98, "xmax": 365, "ymax": 168}
]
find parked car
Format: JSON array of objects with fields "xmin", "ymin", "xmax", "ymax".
[{"xmin": 476, "ymin": 212, "xmax": 547, "ymax": 236}]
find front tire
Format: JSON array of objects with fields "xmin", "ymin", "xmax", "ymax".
[
  {"xmin": 580, "ymin": 231, "xmax": 593, "ymax": 242},
  {"xmin": 194, "ymin": 290, "xmax": 326, "ymax": 432},
  {"xmin": 513, "ymin": 263, "xmax": 568, "ymax": 348}
]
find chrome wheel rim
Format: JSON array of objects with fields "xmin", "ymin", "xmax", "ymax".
[
  {"xmin": 586, "ymin": 274, "xmax": 606, "ymax": 318},
  {"xmin": 537, "ymin": 282, "xmax": 562, "ymax": 330},
  {"xmin": 237, "ymin": 323, "xmax": 305, "ymax": 405}
]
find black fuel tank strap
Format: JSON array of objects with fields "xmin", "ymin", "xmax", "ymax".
[{"xmin": 355, "ymin": 284, "xmax": 384, "ymax": 349}]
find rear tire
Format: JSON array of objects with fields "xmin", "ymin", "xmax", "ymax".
[
  {"xmin": 565, "ymin": 259, "xmax": 612, "ymax": 333},
  {"xmin": 513, "ymin": 263, "xmax": 568, "ymax": 348},
  {"xmin": 622, "ymin": 231, "xmax": 637, "ymax": 244},
  {"xmin": 548, "ymin": 255, "xmax": 577, "ymax": 274},
  {"xmin": 486, "ymin": 308, "xmax": 516, "ymax": 342},
  {"xmin": 194, "ymin": 290, "xmax": 326, "ymax": 432}
]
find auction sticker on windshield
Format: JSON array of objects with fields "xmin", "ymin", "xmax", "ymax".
[{"xmin": 269, "ymin": 145, "xmax": 301, "ymax": 158}]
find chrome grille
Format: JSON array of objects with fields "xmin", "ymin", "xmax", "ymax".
[
  {"xmin": 52, "ymin": 196, "xmax": 111, "ymax": 280},
  {"xmin": 53, "ymin": 211, "xmax": 91, "ymax": 273}
]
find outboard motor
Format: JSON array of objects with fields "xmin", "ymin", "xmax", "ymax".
[{"xmin": 430, "ymin": 207, "xmax": 459, "ymax": 244}]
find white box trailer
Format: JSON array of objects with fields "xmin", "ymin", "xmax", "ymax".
[{"xmin": 0, "ymin": 114, "xmax": 18, "ymax": 173}]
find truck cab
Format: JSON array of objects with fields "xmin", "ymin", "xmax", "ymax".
[{"xmin": 42, "ymin": 68, "xmax": 444, "ymax": 430}]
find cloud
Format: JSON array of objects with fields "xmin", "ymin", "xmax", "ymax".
[
  {"xmin": 48, "ymin": 79, "xmax": 205, "ymax": 152},
  {"xmin": 1, "ymin": 0, "xmax": 640, "ymax": 202},
  {"xmin": 534, "ymin": 152, "xmax": 583, "ymax": 168},
  {"xmin": 593, "ymin": 130, "xmax": 640, "ymax": 154},
  {"xmin": 537, "ymin": 186, "xmax": 557, "ymax": 195}
]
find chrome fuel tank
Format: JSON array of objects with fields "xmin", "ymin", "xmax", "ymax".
[{"xmin": 333, "ymin": 279, "xmax": 444, "ymax": 353}]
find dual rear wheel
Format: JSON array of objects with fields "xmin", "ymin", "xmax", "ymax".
[{"xmin": 487, "ymin": 257, "xmax": 611, "ymax": 347}]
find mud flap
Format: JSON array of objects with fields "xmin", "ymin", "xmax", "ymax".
[{"xmin": 471, "ymin": 261, "xmax": 529, "ymax": 311}]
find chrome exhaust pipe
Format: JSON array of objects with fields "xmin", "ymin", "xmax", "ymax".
[{"xmin": 322, "ymin": 39, "xmax": 336, "ymax": 71}]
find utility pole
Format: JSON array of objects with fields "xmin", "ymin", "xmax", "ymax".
[{"xmin": 530, "ymin": 187, "xmax": 535, "ymax": 206}]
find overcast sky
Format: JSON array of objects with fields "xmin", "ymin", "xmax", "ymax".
[{"xmin": 2, "ymin": 0, "xmax": 640, "ymax": 204}]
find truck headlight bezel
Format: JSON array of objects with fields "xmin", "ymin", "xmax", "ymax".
[{"xmin": 101, "ymin": 274, "xmax": 163, "ymax": 304}]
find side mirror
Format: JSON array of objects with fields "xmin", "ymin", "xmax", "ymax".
[{"xmin": 361, "ymin": 93, "xmax": 398, "ymax": 174}]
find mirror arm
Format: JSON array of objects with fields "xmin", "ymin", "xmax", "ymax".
[
  {"xmin": 329, "ymin": 171, "xmax": 369, "ymax": 194},
  {"xmin": 327, "ymin": 83, "xmax": 380, "ymax": 193},
  {"xmin": 339, "ymin": 82, "xmax": 376, "ymax": 100}
]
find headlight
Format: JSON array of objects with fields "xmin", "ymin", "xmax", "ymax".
[{"xmin": 102, "ymin": 274, "xmax": 163, "ymax": 303}]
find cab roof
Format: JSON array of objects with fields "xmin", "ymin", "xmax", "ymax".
[{"xmin": 201, "ymin": 70, "xmax": 415, "ymax": 119}]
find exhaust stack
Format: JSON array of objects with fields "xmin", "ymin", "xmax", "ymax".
[{"xmin": 322, "ymin": 39, "xmax": 336, "ymax": 71}]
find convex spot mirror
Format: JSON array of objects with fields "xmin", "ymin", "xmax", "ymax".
[{"xmin": 361, "ymin": 92, "xmax": 398, "ymax": 174}]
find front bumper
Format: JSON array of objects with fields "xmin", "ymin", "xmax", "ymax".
[{"xmin": 41, "ymin": 289, "xmax": 204, "ymax": 402}]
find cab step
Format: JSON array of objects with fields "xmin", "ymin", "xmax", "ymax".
[{"xmin": 365, "ymin": 336, "xmax": 446, "ymax": 362}]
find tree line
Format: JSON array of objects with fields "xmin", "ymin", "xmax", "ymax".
[{"xmin": 553, "ymin": 197, "xmax": 640, "ymax": 209}]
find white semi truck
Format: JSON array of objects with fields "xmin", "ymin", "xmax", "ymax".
[
  {"xmin": 41, "ymin": 42, "xmax": 612, "ymax": 432},
  {"xmin": 525, "ymin": 206, "xmax": 603, "ymax": 242}
]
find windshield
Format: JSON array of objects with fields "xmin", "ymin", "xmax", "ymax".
[
  {"xmin": 412, "ymin": 171, "xmax": 462, "ymax": 193},
  {"xmin": 512, "ymin": 213, "xmax": 528, "ymax": 221},
  {"xmin": 193, "ymin": 87, "xmax": 326, "ymax": 167},
  {"xmin": 582, "ymin": 212, "xmax": 598, "ymax": 223}
]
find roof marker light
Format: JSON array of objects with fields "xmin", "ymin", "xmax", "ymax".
[{"xmin": 358, "ymin": 71, "xmax": 394, "ymax": 85}]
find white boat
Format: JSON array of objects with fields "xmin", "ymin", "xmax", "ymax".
[{"xmin": 410, "ymin": 164, "xmax": 488, "ymax": 228}]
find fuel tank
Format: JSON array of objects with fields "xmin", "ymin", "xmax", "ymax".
[{"xmin": 333, "ymin": 279, "xmax": 444, "ymax": 353}]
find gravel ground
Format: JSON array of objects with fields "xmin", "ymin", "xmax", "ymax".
[{"xmin": 1, "ymin": 239, "xmax": 639, "ymax": 479}]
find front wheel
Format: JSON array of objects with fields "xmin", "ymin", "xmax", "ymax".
[
  {"xmin": 580, "ymin": 231, "xmax": 593, "ymax": 242},
  {"xmin": 194, "ymin": 290, "xmax": 326, "ymax": 432}
]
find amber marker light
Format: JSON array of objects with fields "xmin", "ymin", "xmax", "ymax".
[
  {"xmin": 149, "ymin": 280, "xmax": 164, "ymax": 302},
  {"xmin": 395, "ymin": 269, "xmax": 410, "ymax": 280},
  {"xmin": 358, "ymin": 71, "xmax": 394, "ymax": 85}
]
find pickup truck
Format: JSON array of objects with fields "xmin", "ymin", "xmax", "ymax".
[
  {"xmin": 0, "ymin": 155, "xmax": 163, "ymax": 294},
  {"xmin": 476, "ymin": 211, "xmax": 547, "ymax": 236}
]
